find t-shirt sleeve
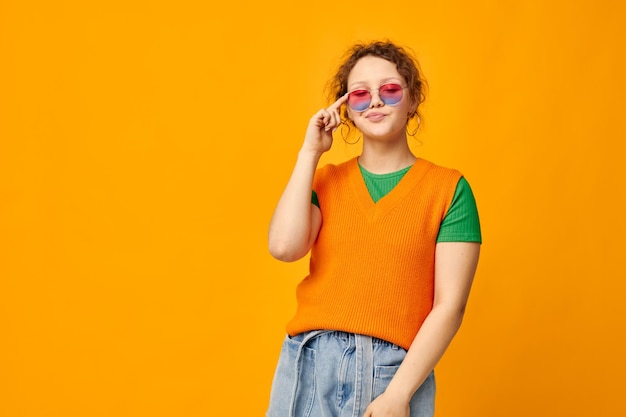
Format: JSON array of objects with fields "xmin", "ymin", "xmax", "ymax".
[
  {"xmin": 311, "ymin": 190, "xmax": 320, "ymax": 208},
  {"xmin": 436, "ymin": 177, "xmax": 482, "ymax": 243}
]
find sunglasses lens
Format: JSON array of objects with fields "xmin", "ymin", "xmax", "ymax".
[
  {"xmin": 347, "ymin": 90, "xmax": 371, "ymax": 112},
  {"xmin": 379, "ymin": 84, "xmax": 404, "ymax": 106}
]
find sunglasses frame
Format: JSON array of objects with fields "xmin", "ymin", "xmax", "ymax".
[{"xmin": 346, "ymin": 83, "xmax": 408, "ymax": 112}]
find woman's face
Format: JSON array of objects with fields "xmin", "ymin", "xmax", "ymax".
[{"xmin": 346, "ymin": 56, "xmax": 415, "ymax": 142}]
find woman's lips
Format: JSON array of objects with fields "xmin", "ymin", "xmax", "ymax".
[{"xmin": 366, "ymin": 112, "xmax": 386, "ymax": 122}]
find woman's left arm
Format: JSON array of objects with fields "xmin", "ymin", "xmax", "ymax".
[{"xmin": 362, "ymin": 241, "xmax": 481, "ymax": 417}]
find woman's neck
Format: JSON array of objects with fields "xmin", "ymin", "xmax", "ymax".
[{"xmin": 358, "ymin": 138, "xmax": 416, "ymax": 174}]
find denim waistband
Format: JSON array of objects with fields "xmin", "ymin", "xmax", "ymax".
[{"xmin": 288, "ymin": 330, "xmax": 401, "ymax": 348}]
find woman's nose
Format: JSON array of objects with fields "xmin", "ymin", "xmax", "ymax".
[{"xmin": 369, "ymin": 90, "xmax": 384, "ymax": 108}]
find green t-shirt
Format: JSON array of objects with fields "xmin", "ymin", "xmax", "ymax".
[{"xmin": 312, "ymin": 163, "xmax": 482, "ymax": 243}]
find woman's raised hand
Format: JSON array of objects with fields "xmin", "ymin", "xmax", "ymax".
[{"xmin": 302, "ymin": 94, "xmax": 348, "ymax": 155}]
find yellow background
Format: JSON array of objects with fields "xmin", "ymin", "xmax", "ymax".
[{"xmin": 1, "ymin": 0, "xmax": 625, "ymax": 416}]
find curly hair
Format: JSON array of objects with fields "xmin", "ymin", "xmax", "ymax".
[{"xmin": 327, "ymin": 40, "xmax": 427, "ymax": 129}]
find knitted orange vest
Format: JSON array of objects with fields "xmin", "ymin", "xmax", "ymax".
[{"xmin": 285, "ymin": 157, "xmax": 462, "ymax": 350}]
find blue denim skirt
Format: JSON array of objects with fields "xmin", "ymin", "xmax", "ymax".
[{"xmin": 266, "ymin": 330, "xmax": 435, "ymax": 417}]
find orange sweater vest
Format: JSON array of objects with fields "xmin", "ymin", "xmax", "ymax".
[{"xmin": 285, "ymin": 157, "xmax": 462, "ymax": 350}]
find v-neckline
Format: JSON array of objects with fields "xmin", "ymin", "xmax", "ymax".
[{"xmin": 347, "ymin": 157, "xmax": 431, "ymax": 221}]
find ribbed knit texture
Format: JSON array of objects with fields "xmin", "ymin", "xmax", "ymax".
[{"xmin": 286, "ymin": 157, "xmax": 462, "ymax": 350}]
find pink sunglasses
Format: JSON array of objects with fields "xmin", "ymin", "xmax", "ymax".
[{"xmin": 347, "ymin": 83, "xmax": 407, "ymax": 112}]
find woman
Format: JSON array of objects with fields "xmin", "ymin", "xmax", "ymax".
[{"xmin": 267, "ymin": 40, "xmax": 481, "ymax": 417}]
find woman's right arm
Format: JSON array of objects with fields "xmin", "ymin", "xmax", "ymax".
[
  {"xmin": 268, "ymin": 95, "xmax": 347, "ymax": 262},
  {"xmin": 268, "ymin": 149, "xmax": 323, "ymax": 262}
]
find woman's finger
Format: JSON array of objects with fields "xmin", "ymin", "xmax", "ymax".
[
  {"xmin": 326, "ymin": 110, "xmax": 339, "ymax": 131},
  {"xmin": 321, "ymin": 111, "xmax": 331, "ymax": 128},
  {"xmin": 326, "ymin": 109, "xmax": 341, "ymax": 131},
  {"xmin": 313, "ymin": 109, "xmax": 328, "ymax": 128},
  {"xmin": 332, "ymin": 109, "xmax": 341, "ymax": 127},
  {"xmin": 327, "ymin": 93, "xmax": 349, "ymax": 113}
]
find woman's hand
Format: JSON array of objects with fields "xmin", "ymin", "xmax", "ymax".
[
  {"xmin": 362, "ymin": 392, "xmax": 410, "ymax": 417},
  {"xmin": 302, "ymin": 94, "xmax": 348, "ymax": 155}
]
